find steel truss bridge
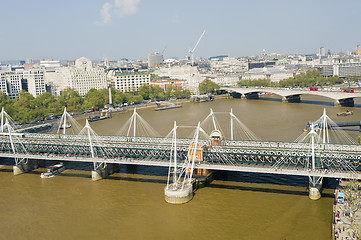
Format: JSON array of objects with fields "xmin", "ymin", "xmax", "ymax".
[{"xmin": 1, "ymin": 132, "xmax": 361, "ymax": 180}]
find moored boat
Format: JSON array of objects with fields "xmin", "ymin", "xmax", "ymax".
[{"xmin": 40, "ymin": 163, "xmax": 65, "ymax": 178}]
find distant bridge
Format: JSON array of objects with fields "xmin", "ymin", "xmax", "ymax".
[{"xmin": 221, "ymin": 87, "xmax": 361, "ymax": 106}]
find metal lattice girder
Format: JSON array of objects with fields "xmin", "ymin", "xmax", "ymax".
[{"xmin": 1, "ymin": 133, "xmax": 361, "ymax": 175}]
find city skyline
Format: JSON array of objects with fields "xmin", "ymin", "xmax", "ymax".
[{"xmin": 1, "ymin": 0, "xmax": 361, "ymax": 61}]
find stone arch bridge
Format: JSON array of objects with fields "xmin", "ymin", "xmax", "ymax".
[{"xmin": 222, "ymin": 87, "xmax": 361, "ymax": 107}]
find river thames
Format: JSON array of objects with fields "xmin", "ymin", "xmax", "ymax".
[{"xmin": 1, "ymin": 95, "xmax": 360, "ymax": 240}]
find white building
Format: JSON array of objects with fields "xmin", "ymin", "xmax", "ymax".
[
  {"xmin": 203, "ymin": 74, "xmax": 240, "ymax": 87},
  {"xmin": 109, "ymin": 70, "xmax": 150, "ymax": 92},
  {"xmin": 23, "ymin": 69, "xmax": 46, "ymax": 97},
  {"xmin": 210, "ymin": 57, "xmax": 248, "ymax": 73},
  {"xmin": 0, "ymin": 72, "xmax": 9, "ymax": 95},
  {"xmin": 148, "ymin": 52, "xmax": 163, "ymax": 68},
  {"xmin": 5, "ymin": 71, "xmax": 23, "ymax": 99},
  {"xmin": 154, "ymin": 65, "xmax": 202, "ymax": 93},
  {"xmin": 40, "ymin": 60, "xmax": 61, "ymax": 68},
  {"xmin": 242, "ymin": 67, "xmax": 295, "ymax": 82},
  {"xmin": 44, "ymin": 57, "xmax": 107, "ymax": 96}
]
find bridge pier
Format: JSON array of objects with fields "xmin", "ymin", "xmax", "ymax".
[
  {"xmin": 282, "ymin": 95, "xmax": 301, "ymax": 103},
  {"xmin": 309, "ymin": 177, "xmax": 322, "ymax": 200},
  {"xmin": 13, "ymin": 162, "xmax": 30, "ymax": 175},
  {"xmin": 334, "ymin": 98, "xmax": 354, "ymax": 107},
  {"xmin": 309, "ymin": 184, "xmax": 322, "ymax": 200},
  {"xmin": 92, "ymin": 163, "xmax": 119, "ymax": 181},
  {"xmin": 92, "ymin": 167, "xmax": 108, "ymax": 181},
  {"xmin": 164, "ymin": 183, "xmax": 193, "ymax": 204}
]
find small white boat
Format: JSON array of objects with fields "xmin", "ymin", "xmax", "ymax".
[
  {"xmin": 40, "ymin": 163, "xmax": 65, "ymax": 178},
  {"xmin": 59, "ymin": 124, "xmax": 71, "ymax": 129}
]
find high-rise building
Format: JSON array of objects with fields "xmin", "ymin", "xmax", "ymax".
[
  {"xmin": 0, "ymin": 72, "xmax": 9, "ymax": 95},
  {"xmin": 5, "ymin": 71, "xmax": 23, "ymax": 99},
  {"xmin": 148, "ymin": 52, "xmax": 163, "ymax": 68},
  {"xmin": 109, "ymin": 70, "xmax": 150, "ymax": 92},
  {"xmin": 23, "ymin": 69, "xmax": 46, "ymax": 97},
  {"xmin": 44, "ymin": 57, "xmax": 107, "ymax": 96},
  {"xmin": 319, "ymin": 47, "xmax": 326, "ymax": 57}
]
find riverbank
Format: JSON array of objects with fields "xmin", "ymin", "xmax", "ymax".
[{"xmin": 333, "ymin": 180, "xmax": 361, "ymax": 239}]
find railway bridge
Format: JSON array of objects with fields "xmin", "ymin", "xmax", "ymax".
[{"xmin": 1, "ymin": 107, "xmax": 360, "ymax": 203}]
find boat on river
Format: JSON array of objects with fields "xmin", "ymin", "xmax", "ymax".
[
  {"xmin": 155, "ymin": 105, "xmax": 182, "ymax": 111},
  {"xmin": 40, "ymin": 163, "xmax": 65, "ymax": 178},
  {"xmin": 155, "ymin": 101, "xmax": 182, "ymax": 111},
  {"xmin": 337, "ymin": 110, "xmax": 353, "ymax": 116},
  {"xmin": 59, "ymin": 123, "xmax": 71, "ymax": 129},
  {"xmin": 89, "ymin": 109, "xmax": 112, "ymax": 122}
]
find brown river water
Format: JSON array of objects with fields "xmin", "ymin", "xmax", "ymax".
[{"xmin": 1, "ymin": 95, "xmax": 360, "ymax": 240}]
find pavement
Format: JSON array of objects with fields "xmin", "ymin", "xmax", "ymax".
[{"xmin": 333, "ymin": 181, "xmax": 361, "ymax": 240}]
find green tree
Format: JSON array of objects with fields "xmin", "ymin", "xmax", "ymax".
[
  {"xmin": 138, "ymin": 85, "xmax": 152, "ymax": 100},
  {"xmin": 112, "ymin": 90, "xmax": 125, "ymax": 105},
  {"xmin": 150, "ymin": 86, "xmax": 165, "ymax": 100},
  {"xmin": 0, "ymin": 92, "xmax": 14, "ymax": 115},
  {"xmin": 34, "ymin": 92, "xmax": 57, "ymax": 116},
  {"xmin": 84, "ymin": 88, "xmax": 108, "ymax": 109},
  {"xmin": 150, "ymin": 74, "xmax": 160, "ymax": 79},
  {"xmin": 182, "ymin": 89, "xmax": 191, "ymax": 98},
  {"xmin": 199, "ymin": 78, "xmax": 220, "ymax": 94},
  {"xmin": 58, "ymin": 88, "xmax": 84, "ymax": 112},
  {"xmin": 12, "ymin": 91, "xmax": 38, "ymax": 123}
]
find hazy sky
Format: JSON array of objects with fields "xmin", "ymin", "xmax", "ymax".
[{"xmin": 1, "ymin": 0, "xmax": 360, "ymax": 61}]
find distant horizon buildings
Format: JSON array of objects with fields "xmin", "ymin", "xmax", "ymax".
[{"xmin": 1, "ymin": 44, "xmax": 361, "ymax": 99}]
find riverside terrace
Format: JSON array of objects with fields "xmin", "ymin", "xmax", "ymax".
[
  {"xmin": 222, "ymin": 87, "xmax": 361, "ymax": 107},
  {"xmin": 0, "ymin": 108, "xmax": 361, "ymax": 201}
]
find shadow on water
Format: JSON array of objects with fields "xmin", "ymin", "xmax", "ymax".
[
  {"xmin": 107, "ymin": 175, "xmax": 167, "ymax": 184},
  {"xmin": 300, "ymin": 100, "xmax": 334, "ymax": 106},
  {"xmin": 208, "ymin": 183, "xmax": 334, "ymax": 198},
  {"xmin": 253, "ymin": 97, "xmax": 282, "ymax": 102},
  {"xmin": 213, "ymin": 171, "xmax": 338, "ymax": 188},
  {"xmin": 259, "ymin": 97, "xmax": 335, "ymax": 106}
]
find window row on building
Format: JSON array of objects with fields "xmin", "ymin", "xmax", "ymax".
[{"xmin": 0, "ymin": 69, "xmax": 46, "ymax": 99}]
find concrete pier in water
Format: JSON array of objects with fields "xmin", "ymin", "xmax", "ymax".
[
  {"xmin": 92, "ymin": 163, "xmax": 119, "ymax": 181},
  {"xmin": 13, "ymin": 162, "xmax": 30, "ymax": 175},
  {"xmin": 164, "ymin": 183, "xmax": 193, "ymax": 204}
]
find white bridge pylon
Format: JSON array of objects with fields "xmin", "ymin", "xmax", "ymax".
[
  {"xmin": 201, "ymin": 108, "xmax": 259, "ymax": 141},
  {"xmin": 165, "ymin": 121, "xmax": 201, "ymax": 204},
  {"xmin": 3, "ymin": 118, "xmax": 28, "ymax": 166},
  {"xmin": 57, "ymin": 107, "xmax": 82, "ymax": 135},
  {"xmin": 117, "ymin": 108, "xmax": 160, "ymax": 137},
  {"xmin": 79, "ymin": 119, "xmax": 107, "ymax": 172},
  {"xmin": 0, "ymin": 107, "xmax": 18, "ymax": 133}
]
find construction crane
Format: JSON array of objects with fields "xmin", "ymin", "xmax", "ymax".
[
  {"xmin": 189, "ymin": 29, "xmax": 206, "ymax": 66},
  {"xmin": 161, "ymin": 45, "xmax": 168, "ymax": 55}
]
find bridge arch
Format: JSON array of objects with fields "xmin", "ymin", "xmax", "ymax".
[{"xmin": 223, "ymin": 87, "xmax": 361, "ymax": 107}]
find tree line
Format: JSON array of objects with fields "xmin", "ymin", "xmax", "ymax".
[
  {"xmin": 238, "ymin": 70, "xmax": 345, "ymax": 88},
  {"xmin": 0, "ymin": 85, "xmax": 191, "ymax": 124}
]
